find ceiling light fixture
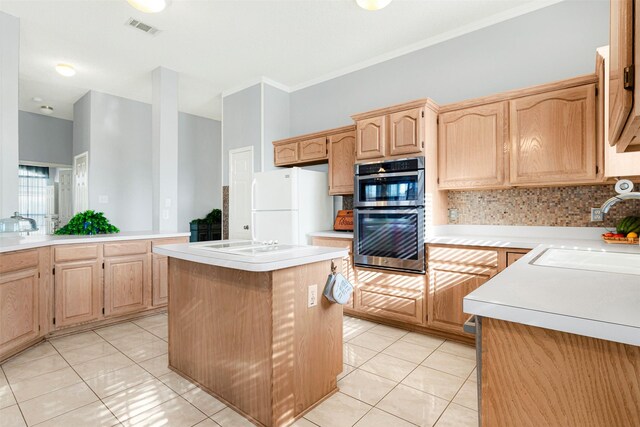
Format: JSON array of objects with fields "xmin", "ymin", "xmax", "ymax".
[
  {"xmin": 126, "ymin": 0, "xmax": 169, "ymax": 13},
  {"xmin": 55, "ymin": 63, "xmax": 76, "ymax": 77},
  {"xmin": 40, "ymin": 106, "xmax": 54, "ymax": 115},
  {"xmin": 356, "ymin": 0, "xmax": 392, "ymax": 11}
]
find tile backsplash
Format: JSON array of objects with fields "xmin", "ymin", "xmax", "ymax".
[
  {"xmin": 222, "ymin": 185, "xmax": 229, "ymax": 239},
  {"xmin": 447, "ymin": 185, "xmax": 640, "ymax": 228}
]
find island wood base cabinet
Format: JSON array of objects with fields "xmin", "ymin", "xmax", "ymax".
[
  {"xmin": 168, "ymin": 258, "xmax": 343, "ymax": 427},
  {"xmin": 480, "ymin": 318, "xmax": 640, "ymax": 427},
  {"xmin": 0, "ymin": 236, "xmax": 187, "ymax": 363}
]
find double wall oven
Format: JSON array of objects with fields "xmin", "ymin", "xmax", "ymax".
[{"xmin": 354, "ymin": 157, "xmax": 425, "ymax": 274}]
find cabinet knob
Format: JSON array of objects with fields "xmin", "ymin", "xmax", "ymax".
[{"xmin": 243, "ymin": 225, "xmax": 249, "ymax": 230}]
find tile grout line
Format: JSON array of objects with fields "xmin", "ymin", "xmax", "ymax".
[{"xmin": 1, "ymin": 364, "xmax": 29, "ymax": 427}]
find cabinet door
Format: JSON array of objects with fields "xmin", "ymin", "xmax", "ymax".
[
  {"xmin": 356, "ymin": 116, "xmax": 386, "ymax": 160},
  {"xmin": 152, "ymin": 254, "xmax": 168, "ymax": 307},
  {"xmin": 438, "ymin": 102, "xmax": 508, "ymax": 189},
  {"xmin": 54, "ymin": 261, "xmax": 102, "ymax": 328},
  {"xmin": 510, "ymin": 84, "xmax": 597, "ymax": 185},
  {"xmin": 104, "ymin": 254, "xmax": 151, "ymax": 317},
  {"xmin": 389, "ymin": 107, "xmax": 424, "ymax": 156},
  {"xmin": 428, "ymin": 267, "xmax": 495, "ymax": 335},
  {"xmin": 299, "ymin": 137, "xmax": 327, "ymax": 162},
  {"xmin": 0, "ymin": 269, "xmax": 39, "ymax": 356},
  {"xmin": 311, "ymin": 237, "xmax": 355, "ymax": 308},
  {"xmin": 328, "ymin": 131, "xmax": 356, "ymax": 195},
  {"xmin": 609, "ymin": 0, "xmax": 634, "ymax": 144},
  {"xmin": 274, "ymin": 142, "xmax": 298, "ymax": 166}
]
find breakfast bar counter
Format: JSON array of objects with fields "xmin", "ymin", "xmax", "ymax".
[{"xmin": 153, "ymin": 240, "xmax": 348, "ymax": 427}]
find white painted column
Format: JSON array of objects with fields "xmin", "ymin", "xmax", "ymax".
[
  {"xmin": 152, "ymin": 67, "xmax": 179, "ymax": 231},
  {"xmin": 0, "ymin": 12, "xmax": 20, "ymax": 218}
]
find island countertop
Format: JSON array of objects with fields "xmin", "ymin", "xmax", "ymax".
[
  {"xmin": 463, "ymin": 240, "xmax": 640, "ymax": 346},
  {"xmin": 154, "ymin": 240, "xmax": 349, "ymax": 272}
]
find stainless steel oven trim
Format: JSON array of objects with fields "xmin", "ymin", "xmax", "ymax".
[
  {"xmin": 353, "ymin": 208, "xmax": 425, "ymax": 273},
  {"xmin": 354, "ymin": 170, "xmax": 425, "ymax": 208},
  {"xmin": 355, "ymin": 156, "xmax": 425, "ymax": 174}
]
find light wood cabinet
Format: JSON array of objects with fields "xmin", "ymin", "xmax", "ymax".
[
  {"xmin": 0, "ymin": 266, "xmax": 40, "ymax": 357},
  {"xmin": 299, "ymin": 137, "xmax": 328, "ymax": 162},
  {"xmin": 328, "ymin": 130, "xmax": 356, "ymax": 195},
  {"xmin": 152, "ymin": 254, "xmax": 168, "ymax": 307},
  {"xmin": 389, "ymin": 107, "xmax": 424, "ymax": 156},
  {"xmin": 356, "ymin": 116, "xmax": 386, "ymax": 160},
  {"xmin": 54, "ymin": 260, "xmax": 102, "ymax": 328},
  {"xmin": 438, "ymin": 102, "xmax": 508, "ymax": 189},
  {"xmin": 104, "ymin": 254, "xmax": 151, "ymax": 317},
  {"xmin": 311, "ymin": 236, "xmax": 354, "ymax": 308},
  {"xmin": 609, "ymin": 0, "xmax": 640, "ymax": 152},
  {"xmin": 510, "ymin": 84, "xmax": 597, "ymax": 185},
  {"xmin": 274, "ymin": 141, "xmax": 299, "ymax": 166},
  {"xmin": 353, "ymin": 99, "xmax": 438, "ymax": 162}
]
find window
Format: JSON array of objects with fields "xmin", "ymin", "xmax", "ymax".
[{"xmin": 18, "ymin": 165, "xmax": 52, "ymax": 233}]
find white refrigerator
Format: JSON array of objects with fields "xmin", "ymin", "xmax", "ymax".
[{"xmin": 252, "ymin": 168, "xmax": 333, "ymax": 245}]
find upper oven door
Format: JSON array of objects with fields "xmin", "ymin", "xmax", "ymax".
[
  {"xmin": 355, "ymin": 171, "xmax": 424, "ymax": 208},
  {"xmin": 354, "ymin": 208, "xmax": 425, "ymax": 273}
]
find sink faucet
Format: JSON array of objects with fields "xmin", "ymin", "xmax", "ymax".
[{"xmin": 600, "ymin": 192, "xmax": 640, "ymax": 214}]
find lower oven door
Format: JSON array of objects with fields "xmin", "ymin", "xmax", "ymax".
[{"xmin": 354, "ymin": 208, "xmax": 425, "ymax": 273}]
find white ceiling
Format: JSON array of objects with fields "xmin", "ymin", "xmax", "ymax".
[{"xmin": 1, "ymin": 0, "xmax": 559, "ymax": 121}]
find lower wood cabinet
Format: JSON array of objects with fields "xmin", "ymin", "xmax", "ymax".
[
  {"xmin": 152, "ymin": 254, "xmax": 169, "ymax": 307},
  {"xmin": 0, "ymin": 267, "xmax": 40, "ymax": 356},
  {"xmin": 54, "ymin": 260, "xmax": 102, "ymax": 328},
  {"xmin": 104, "ymin": 254, "xmax": 151, "ymax": 317},
  {"xmin": 312, "ymin": 236, "xmax": 354, "ymax": 308}
]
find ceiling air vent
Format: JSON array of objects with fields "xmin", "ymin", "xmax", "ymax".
[{"xmin": 125, "ymin": 18, "xmax": 160, "ymax": 36}]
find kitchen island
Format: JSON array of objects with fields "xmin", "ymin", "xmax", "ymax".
[{"xmin": 153, "ymin": 240, "xmax": 349, "ymax": 427}]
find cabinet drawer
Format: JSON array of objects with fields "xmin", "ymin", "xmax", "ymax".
[
  {"xmin": 55, "ymin": 245, "xmax": 100, "ymax": 262},
  {"xmin": 506, "ymin": 251, "xmax": 528, "ymax": 266},
  {"xmin": 152, "ymin": 237, "xmax": 189, "ymax": 248},
  {"xmin": 299, "ymin": 137, "xmax": 327, "ymax": 161},
  {"xmin": 0, "ymin": 250, "xmax": 39, "ymax": 274},
  {"xmin": 356, "ymin": 287, "xmax": 423, "ymax": 324},
  {"xmin": 312, "ymin": 237, "xmax": 352, "ymax": 253},
  {"xmin": 104, "ymin": 241, "xmax": 150, "ymax": 257},
  {"xmin": 355, "ymin": 268, "xmax": 425, "ymax": 292},
  {"xmin": 428, "ymin": 246, "xmax": 498, "ymax": 268},
  {"xmin": 274, "ymin": 142, "xmax": 299, "ymax": 166}
]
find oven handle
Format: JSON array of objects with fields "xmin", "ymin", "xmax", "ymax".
[
  {"xmin": 355, "ymin": 208, "xmax": 420, "ymax": 215},
  {"xmin": 356, "ymin": 170, "xmax": 424, "ymax": 180}
]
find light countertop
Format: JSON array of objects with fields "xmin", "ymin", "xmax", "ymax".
[
  {"xmin": 0, "ymin": 231, "xmax": 191, "ymax": 253},
  {"xmin": 308, "ymin": 230, "xmax": 354, "ymax": 239},
  {"xmin": 154, "ymin": 240, "xmax": 349, "ymax": 272}
]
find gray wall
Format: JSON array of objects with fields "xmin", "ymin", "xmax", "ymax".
[
  {"xmin": 221, "ymin": 84, "xmax": 261, "ymax": 185},
  {"xmin": 262, "ymin": 83, "xmax": 290, "ymax": 172},
  {"xmin": 88, "ymin": 91, "xmax": 153, "ymax": 231},
  {"xmin": 178, "ymin": 112, "xmax": 222, "ymax": 232},
  {"xmin": 72, "ymin": 92, "xmax": 91, "ymax": 157},
  {"xmin": 289, "ymin": 0, "xmax": 610, "ymax": 134},
  {"xmin": 19, "ymin": 111, "xmax": 73, "ymax": 165}
]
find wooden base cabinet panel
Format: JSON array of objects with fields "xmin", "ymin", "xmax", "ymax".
[
  {"xmin": 104, "ymin": 254, "xmax": 151, "ymax": 317},
  {"xmin": 482, "ymin": 318, "xmax": 640, "ymax": 427},
  {"xmin": 0, "ymin": 268, "xmax": 40, "ymax": 356},
  {"xmin": 54, "ymin": 261, "xmax": 102, "ymax": 328},
  {"xmin": 152, "ymin": 254, "xmax": 168, "ymax": 307}
]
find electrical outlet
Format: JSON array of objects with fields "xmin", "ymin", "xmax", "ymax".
[
  {"xmin": 308, "ymin": 284, "xmax": 318, "ymax": 308},
  {"xmin": 591, "ymin": 208, "xmax": 604, "ymax": 222}
]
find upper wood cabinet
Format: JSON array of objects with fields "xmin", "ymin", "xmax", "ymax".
[
  {"xmin": 0, "ymin": 250, "xmax": 40, "ymax": 357},
  {"xmin": 274, "ymin": 142, "xmax": 299, "ymax": 166},
  {"xmin": 356, "ymin": 116, "xmax": 386, "ymax": 159},
  {"xmin": 104, "ymin": 254, "xmax": 152, "ymax": 317},
  {"xmin": 54, "ymin": 260, "xmax": 102, "ymax": 328},
  {"xmin": 299, "ymin": 137, "xmax": 328, "ymax": 162},
  {"xmin": 328, "ymin": 130, "xmax": 356, "ymax": 195},
  {"xmin": 510, "ymin": 84, "xmax": 597, "ymax": 185},
  {"xmin": 352, "ymin": 99, "xmax": 438, "ymax": 162},
  {"xmin": 438, "ymin": 102, "xmax": 508, "ymax": 189},
  {"xmin": 609, "ymin": 0, "xmax": 640, "ymax": 152},
  {"xmin": 389, "ymin": 107, "xmax": 424, "ymax": 156}
]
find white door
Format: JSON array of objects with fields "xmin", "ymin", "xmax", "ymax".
[
  {"xmin": 229, "ymin": 147, "xmax": 253, "ymax": 240},
  {"xmin": 58, "ymin": 168, "xmax": 73, "ymax": 225},
  {"xmin": 73, "ymin": 152, "xmax": 89, "ymax": 214}
]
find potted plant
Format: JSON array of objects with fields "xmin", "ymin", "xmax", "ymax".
[
  {"xmin": 189, "ymin": 209, "xmax": 222, "ymax": 242},
  {"xmin": 55, "ymin": 210, "xmax": 120, "ymax": 235}
]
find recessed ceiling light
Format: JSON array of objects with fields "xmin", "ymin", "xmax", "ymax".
[
  {"xmin": 356, "ymin": 0, "xmax": 392, "ymax": 11},
  {"xmin": 32, "ymin": 97, "xmax": 43, "ymax": 103},
  {"xmin": 40, "ymin": 105, "xmax": 54, "ymax": 115},
  {"xmin": 55, "ymin": 63, "xmax": 76, "ymax": 77},
  {"xmin": 126, "ymin": 0, "xmax": 169, "ymax": 13}
]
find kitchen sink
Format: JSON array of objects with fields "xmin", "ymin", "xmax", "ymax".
[
  {"xmin": 532, "ymin": 248, "xmax": 640, "ymax": 276},
  {"xmin": 197, "ymin": 241, "xmax": 299, "ymax": 256}
]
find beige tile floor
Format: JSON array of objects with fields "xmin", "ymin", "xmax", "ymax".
[{"xmin": 0, "ymin": 314, "xmax": 478, "ymax": 427}]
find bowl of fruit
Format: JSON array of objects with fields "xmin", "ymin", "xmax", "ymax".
[{"xmin": 602, "ymin": 216, "xmax": 640, "ymax": 244}]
